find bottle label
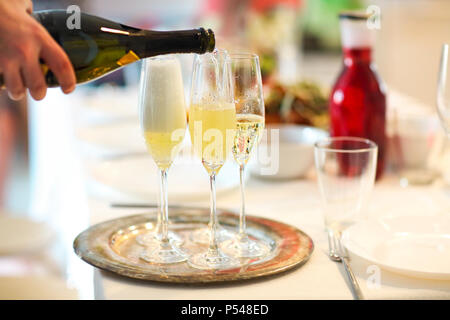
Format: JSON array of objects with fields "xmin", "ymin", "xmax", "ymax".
[
  {"xmin": 117, "ymin": 50, "xmax": 140, "ymax": 66},
  {"xmin": 41, "ymin": 64, "xmax": 49, "ymax": 76}
]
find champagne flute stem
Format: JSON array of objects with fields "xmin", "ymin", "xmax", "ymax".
[
  {"xmin": 209, "ymin": 172, "xmax": 219, "ymax": 251},
  {"xmin": 155, "ymin": 171, "xmax": 163, "ymax": 234},
  {"xmin": 239, "ymin": 164, "xmax": 248, "ymax": 239},
  {"xmin": 159, "ymin": 168, "xmax": 170, "ymax": 244}
]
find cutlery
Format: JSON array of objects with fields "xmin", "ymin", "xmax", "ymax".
[
  {"xmin": 100, "ymin": 151, "xmax": 147, "ymax": 161},
  {"xmin": 327, "ymin": 231, "xmax": 364, "ymax": 300},
  {"xmin": 110, "ymin": 203, "xmax": 208, "ymax": 211}
]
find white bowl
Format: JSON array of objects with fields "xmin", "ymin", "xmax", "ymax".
[
  {"xmin": 387, "ymin": 113, "xmax": 442, "ymax": 169},
  {"xmin": 249, "ymin": 124, "xmax": 328, "ymax": 179}
]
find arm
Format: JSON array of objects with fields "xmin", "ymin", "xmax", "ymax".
[
  {"xmin": 0, "ymin": 101, "xmax": 17, "ymax": 206},
  {"xmin": 0, "ymin": 0, "xmax": 76, "ymax": 100}
]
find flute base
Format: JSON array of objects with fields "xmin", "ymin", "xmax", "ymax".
[
  {"xmin": 140, "ymin": 241, "xmax": 187, "ymax": 264},
  {"xmin": 190, "ymin": 225, "xmax": 235, "ymax": 245},
  {"xmin": 136, "ymin": 230, "xmax": 183, "ymax": 247},
  {"xmin": 187, "ymin": 248, "xmax": 241, "ymax": 270},
  {"xmin": 221, "ymin": 236, "xmax": 271, "ymax": 258}
]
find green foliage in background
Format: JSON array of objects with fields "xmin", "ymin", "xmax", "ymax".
[{"xmin": 302, "ymin": 0, "xmax": 364, "ymax": 51}]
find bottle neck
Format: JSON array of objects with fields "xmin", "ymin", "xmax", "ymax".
[
  {"xmin": 343, "ymin": 47, "xmax": 372, "ymax": 67},
  {"xmin": 133, "ymin": 28, "xmax": 215, "ymax": 58},
  {"xmin": 339, "ymin": 17, "xmax": 375, "ymax": 67}
]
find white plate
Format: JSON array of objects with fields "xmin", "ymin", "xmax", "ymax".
[
  {"xmin": 76, "ymin": 86, "xmax": 139, "ymax": 123},
  {"xmin": 75, "ymin": 121, "xmax": 146, "ymax": 157},
  {"xmin": 0, "ymin": 276, "xmax": 79, "ymax": 299},
  {"xmin": 249, "ymin": 124, "xmax": 328, "ymax": 180},
  {"xmin": 0, "ymin": 216, "xmax": 55, "ymax": 256},
  {"xmin": 342, "ymin": 215, "xmax": 450, "ymax": 280},
  {"xmin": 88, "ymin": 155, "xmax": 241, "ymax": 201}
]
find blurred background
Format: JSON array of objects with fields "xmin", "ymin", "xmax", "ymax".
[
  {"xmin": 0, "ymin": 0, "xmax": 449, "ymax": 298},
  {"xmin": 1, "ymin": 0, "xmax": 448, "ymax": 212}
]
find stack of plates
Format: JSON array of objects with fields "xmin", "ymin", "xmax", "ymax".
[
  {"xmin": 75, "ymin": 121, "xmax": 146, "ymax": 159},
  {"xmin": 88, "ymin": 155, "xmax": 240, "ymax": 201},
  {"xmin": 75, "ymin": 86, "xmax": 139, "ymax": 125},
  {"xmin": 0, "ymin": 215, "xmax": 78, "ymax": 299}
]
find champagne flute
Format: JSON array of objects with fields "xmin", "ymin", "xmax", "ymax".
[
  {"xmin": 188, "ymin": 51, "xmax": 241, "ymax": 270},
  {"xmin": 437, "ymin": 44, "xmax": 450, "ymax": 134},
  {"xmin": 188, "ymin": 50, "xmax": 236, "ymax": 246},
  {"xmin": 138, "ymin": 56, "xmax": 187, "ymax": 264},
  {"xmin": 221, "ymin": 53, "xmax": 271, "ymax": 258}
]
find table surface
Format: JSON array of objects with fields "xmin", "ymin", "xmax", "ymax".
[
  {"xmin": 85, "ymin": 176, "xmax": 450, "ymax": 300},
  {"xmin": 22, "ymin": 57, "xmax": 450, "ymax": 299}
]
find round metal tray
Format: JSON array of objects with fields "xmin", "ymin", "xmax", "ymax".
[{"xmin": 73, "ymin": 207, "xmax": 314, "ymax": 283}]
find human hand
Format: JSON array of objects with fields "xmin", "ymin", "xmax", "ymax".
[{"xmin": 0, "ymin": 0, "xmax": 76, "ymax": 100}]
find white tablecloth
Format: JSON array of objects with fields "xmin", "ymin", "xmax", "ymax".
[{"xmin": 88, "ymin": 176, "xmax": 450, "ymax": 300}]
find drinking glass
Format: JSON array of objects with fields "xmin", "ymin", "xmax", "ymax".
[
  {"xmin": 220, "ymin": 53, "xmax": 271, "ymax": 258},
  {"xmin": 314, "ymin": 137, "xmax": 377, "ymax": 237},
  {"xmin": 137, "ymin": 56, "xmax": 188, "ymax": 264},
  {"xmin": 391, "ymin": 112, "xmax": 441, "ymax": 186},
  {"xmin": 188, "ymin": 51, "xmax": 236, "ymax": 246},
  {"xmin": 188, "ymin": 50, "xmax": 241, "ymax": 270}
]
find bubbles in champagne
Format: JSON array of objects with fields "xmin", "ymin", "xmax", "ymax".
[
  {"xmin": 140, "ymin": 58, "xmax": 186, "ymax": 133},
  {"xmin": 140, "ymin": 57, "xmax": 187, "ymax": 169}
]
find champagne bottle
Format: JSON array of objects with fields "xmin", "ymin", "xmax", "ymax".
[{"xmin": 0, "ymin": 10, "xmax": 215, "ymax": 88}]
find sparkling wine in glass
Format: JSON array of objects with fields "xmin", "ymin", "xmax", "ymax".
[
  {"xmin": 188, "ymin": 51, "xmax": 241, "ymax": 270},
  {"xmin": 221, "ymin": 53, "xmax": 271, "ymax": 258},
  {"xmin": 138, "ymin": 56, "xmax": 187, "ymax": 264},
  {"xmin": 188, "ymin": 51, "xmax": 237, "ymax": 246}
]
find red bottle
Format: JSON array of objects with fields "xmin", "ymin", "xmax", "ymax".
[{"xmin": 330, "ymin": 12, "xmax": 386, "ymax": 179}]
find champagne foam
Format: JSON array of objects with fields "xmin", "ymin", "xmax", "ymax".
[{"xmin": 140, "ymin": 58, "xmax": 186, "ymax": 133}]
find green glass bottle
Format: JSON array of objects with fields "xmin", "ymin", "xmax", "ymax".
[{"xmin": 0, "ymin": 10, "xmax": 215, "ymax": 88}]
